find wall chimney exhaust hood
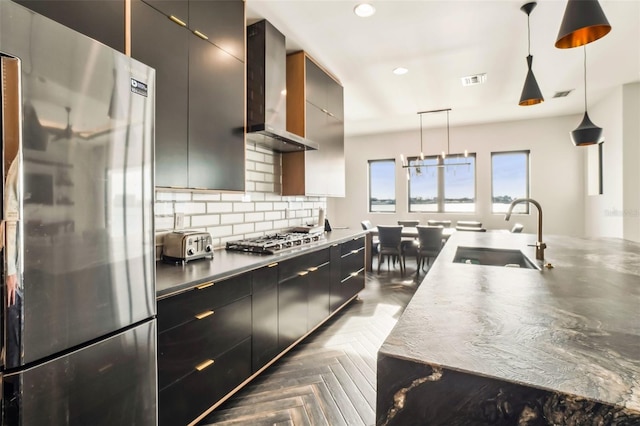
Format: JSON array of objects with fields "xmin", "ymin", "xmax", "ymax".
[{"xmin": 247, "ymin": 20, "xmax": 318, "ymax": 152}]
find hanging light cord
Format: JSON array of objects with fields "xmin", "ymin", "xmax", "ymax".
[
  {"xmin": 419, "ymin": 113, "xmax": 424, "ymax": 157},
  {"xmin": 527, "ymin": 12, "xmax": 531, "ymax": 56},
  {"xmin": 446, "ymin": 109, "xmax": 450, "ymax": 156},
  {"xmin": 583, "ymin": 46, "xmax": 587, "ymax": 112}
]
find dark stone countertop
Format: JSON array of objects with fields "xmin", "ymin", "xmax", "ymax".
[
  {"xmin": 156, "ymin": 228, "xmax": 366, "ymax": 299},
  {"xmin": 379, "ymin": 231, "xmax": 640, "ymax": 413}
]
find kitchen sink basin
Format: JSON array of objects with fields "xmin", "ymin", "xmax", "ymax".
[{"xmin": 453, "ymin": 246, "xmax": 540, "ymax": 270}]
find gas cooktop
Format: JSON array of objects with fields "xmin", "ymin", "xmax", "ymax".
[{"xmin": 226, "ymin": 231, "xmax": 324, "ymax": 255}]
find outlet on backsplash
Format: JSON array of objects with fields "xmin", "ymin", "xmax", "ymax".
[{"xmin": 174, "ymin": 212, "xmax": 184, "ymax": 230}]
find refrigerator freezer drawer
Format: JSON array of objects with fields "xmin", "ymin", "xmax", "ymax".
[{"xmin": 2, "ymin": 319, "xmax": 157, "ymax": 426}]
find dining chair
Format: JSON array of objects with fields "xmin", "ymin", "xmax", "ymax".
[
  {"xmin": 426, "ymin": 219, "xmax": 451, "ymax": 228},
  {"xmin": 376, "ymin": 225, "xmax": 404, "ymax": 276},
  {"xmin": 415, "ymin": 225, "xmax": 444, "ymax": 273},
  {"xmin": 361, "ymin": 220, "xmax": 380, "ymax": 264},
  {"xmin": 455, "ymin": 220, "xmax": 486, "ymax": 232},
  {"xmin": 397, "ymin": 220, "xmax": 420, "ymax": 227}
]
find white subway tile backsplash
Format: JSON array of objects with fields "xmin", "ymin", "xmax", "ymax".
[
  {"xmin": 220, "ymin": 213, "xmax": 245, "ymax": 224},
  {"xmin": 207, "ymin": 202, "xmax": 233, "ymax": 213},
  {"xmin": 154, "ymin": 142, "xmax": 326, "ymax": 255},
  {"xmin": 244, "ymin": 212, "xmax": 265, "ymax": 222},
  {"xmin": 192, "ymin": 215, "xmax": 220, "ymax": 227}
]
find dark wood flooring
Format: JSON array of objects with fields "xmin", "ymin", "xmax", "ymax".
[{"xmin": 199, "ymin": 257, "xmax": 426, "ymax": 426}]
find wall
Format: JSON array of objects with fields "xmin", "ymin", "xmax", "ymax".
[
  {"xmin": 328, "ymin": 115, "xmax": 585, "ymax": 237},
  {"xmin": 585, "ymin": 82, "xmax": 640, "ymax": 242},
  {"xmin": 155, "ymin": 143, "xmax": 326, "ymax": 259}
]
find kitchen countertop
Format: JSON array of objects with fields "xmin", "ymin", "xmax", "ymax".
[
  {"xmin": 156, "ymin": 228, "xmax": 366, "ymax": 299},
  {"xmin": 379, "ymin": 231, "xmax": 640, "ymax": 416}
]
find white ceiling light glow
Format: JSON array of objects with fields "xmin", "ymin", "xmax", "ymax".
[
  {"xmin": 354, "ymin": 3, "xmax": 375, "ymax": 18},
  {"xmin": 393, "ymin": 67, "xmax": 408, "ymax": 75}
]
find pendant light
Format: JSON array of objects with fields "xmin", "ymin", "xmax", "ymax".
[
  {"xmin": 519, "ymin": 2, "xmax": 544, "ymax": 106},
  {"xmin": 555, "ymin": 0, "xmax": 611, "ymax": 49},
  {"xmin": 570, "ymin": 46, "xmax": 602, "ymax": 146}
]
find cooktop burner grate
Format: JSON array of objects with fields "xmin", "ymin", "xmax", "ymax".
[{"xmin": 226, "ymin": 232, "xmax": 324, "ymax": 254}]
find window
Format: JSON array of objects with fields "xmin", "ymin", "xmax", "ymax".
[
  {"xmin": 408, "ymin": 153, "xmax": 476, "ymax": 213},
  {"xmin": 369, "ymin": 159, "xmax": 396, "ymax": 212},
  {"xmin": 491, "ymin": 151, "xmax": 530, "ymax": 214}
]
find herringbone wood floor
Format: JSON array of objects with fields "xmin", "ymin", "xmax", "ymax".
[{"xmin": 199, "ymin": 258, "xmax": 425, "ymax": 426}]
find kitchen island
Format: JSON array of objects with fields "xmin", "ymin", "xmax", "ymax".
[{"xmin": 377, "ymin": 231, "xmax": 640, "ymax": 425}]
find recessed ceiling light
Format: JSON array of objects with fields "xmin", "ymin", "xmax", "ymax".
[
  {"xmin": 461, "ymin": 73, "xmax": 487, "ymax": 87},
  {"xmin": 553, "ymin": 89, "xmax": 574, "ymax": 98},
  {"xmin": 393, "ymin": 67, "xmax": 408, "ymax": 75},
  {"xmin": 354, "ymin": 3, "xmax": 375, "ymax": 18}
]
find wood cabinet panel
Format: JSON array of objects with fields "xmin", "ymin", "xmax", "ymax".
[
  {"xmin": 131, "ymin": 0, "xmax": 189, "ymax": 187},
  {"xmin": 278, "ymin": 272, "xmax": 308, "ymax": 351},
  {"xmin": 307, "ymin": 259, "xmax": 331, "ymax": 331}
]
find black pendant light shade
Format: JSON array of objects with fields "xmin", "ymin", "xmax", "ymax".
[
  {"xmin": 571, "ymin": 46, "xmax": 603, "ymax": 146},
  {"xmin": 555, "ymin": 0, "xmax": 611, "ymax": 49},
  {"xmin": 519, "ymin": 2, "xmax": 543, "ymax": 106},
  {"xmin": 571, "ymin": 111, "xmax": 603, "ymax": 146},
  {"xmin": 519, "ymin": 55, "xmax": 544, "ymax": 105}
]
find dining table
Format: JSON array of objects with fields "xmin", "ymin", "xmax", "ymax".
[{"xmin": 365, "ymin": 226, "xmax": 455, "ymax": 272}]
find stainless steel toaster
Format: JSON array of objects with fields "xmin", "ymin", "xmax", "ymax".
[{"xmin": 162, "ymin": 230, "xmax": 213, "ymax": 263}]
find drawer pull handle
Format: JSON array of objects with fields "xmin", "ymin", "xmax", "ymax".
[
  {"xmin": 169, "ymin": 15, "xmax": 187, "ymax": 27},
  {"xmin": 350, "ymin": 272, "xmax": 359, "ymax": 277},
  {"xmin": 332, "ymin": 244, "xmax": 339, "ymax": 247},
  {"xmin": 195, "ymin": 359, "xmax": 215, "ymax": 371},
  {"xmin": 351, "ymin": 249, "xmax": 359, "ymax": 254},
  {"xmin": 193, "ymin": 30, "xmax": 209, "ymax": 40},
  {"xmin": 308, "ymin": 266, "xmax": 318, "ymax": 272},
  {"xmin": 298, "ymin": 271, "xmax": 309, "ymax": 277},
  {"xmin": 196, "ymin": 281, "xmax": 214, "ymax": 290},
  {"xmin": 267, "ymin": 262, "xmax": 279, "ymax": 268},
  {"xmin": 195, "ymin": 310, "xmax": 214, "ymax": 320}
]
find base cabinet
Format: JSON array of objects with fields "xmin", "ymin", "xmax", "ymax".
[{"xmin": 157, "ymin": 236, "xmax": 364, "ymax": 424}]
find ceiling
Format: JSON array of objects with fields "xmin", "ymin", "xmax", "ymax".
[{"xmin": 245, "ymin": 0, "xmax": 640, "ymax": 137}]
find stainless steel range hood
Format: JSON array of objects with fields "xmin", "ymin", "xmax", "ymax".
[{"xmin": 247, "ymin": 20, "xmax": 318, "ymax": 152}]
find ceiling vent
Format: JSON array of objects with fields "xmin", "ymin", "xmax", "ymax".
[
  {"xmin": 461, "ymin": 73, "xmax": 487, "ymax": 87},
  {"xmin": 553, "ymin": 89, "xmax": 574, "ymax": 98}
]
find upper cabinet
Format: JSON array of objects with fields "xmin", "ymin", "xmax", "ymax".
[
  {"xmin": 14, "ymin": 0, "xmax": 125, "ymax": 53},
  {"xmin": 285, "ymin": 52, "xmax": 345, "ymax": 197},
  {"xmin": 132, "ymin": 0, "xmax": 245, "ymax": 191}
]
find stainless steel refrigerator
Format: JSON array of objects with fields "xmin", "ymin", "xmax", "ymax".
[{"xmin": 0, "ymin": 1, "xmax": 157, "ymax": 424}]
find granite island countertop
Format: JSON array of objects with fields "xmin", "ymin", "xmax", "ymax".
[
  {"xmin": 378, "ymin": 231, "xmax": 640, "ymax": 424},
  {"xmin": 156, "ymin": 228, "xmax": 366, "ymax": 298}
]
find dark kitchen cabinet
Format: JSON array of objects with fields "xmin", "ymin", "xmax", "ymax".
[
  {"xmin": 252, "ymin": 263, "xmax": 279, "ymax": 373},
  {"xmin": 278, "ymin": 256, "xmax": 310, "ymax": 351},
  {"xmin": 284, "ymin": 51, "xmax": 345, "ymax": 196},
  {"xmin": 307, "ymin": 249, "xmax": 331, "ymax": 331},
  {"xmin": 331, "ymin": 237, "xmax": 365, "ymax": 312},
  {"xmin": 15, "ymin": 0, "xmax": 125, "ymax": 53},
  {"xmin": 131, "ymin": 0, "xmax": 189, "ymax": 187},
  {"xmin": 189, "ymin": 0, "xmax": 244, "ymax": 61},
  {"xmin": 188, "ymin": 35, "xmax": 245, "ymax": 190},
  {"xmin": 142, "ymin": 0, "xmax": 188, "ymax": 24},
  {"xmin": 132, "ymin": 0, "xmax": 245, "ymax": 191},
  {"xmin": 157, "ymin": 274, "xmax": 251, "ymax": 426}
]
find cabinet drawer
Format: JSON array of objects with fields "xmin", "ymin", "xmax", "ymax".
[
  {"xmin": 159, "ymin": 337, "xmax": 251, "ymax": 426},
  {"xmin": 158, "ymin": 296, "xmax": 251, "ymax": 390},
  {"xmin": 158, "ymin": 274, "xmax": 250, "ymax": 332},
  {"xmin": 341, "ymin": 236, "xmax": 365, "ymax": 255},
  {"xmin": 341, "ymin": 249, "xmax": 364, "ymax": 280},
  {"xmin": 252, "ymin": 263, "xmax": 279, "ymax": 293}
]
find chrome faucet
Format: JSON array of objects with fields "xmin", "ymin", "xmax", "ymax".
[{"xmin": 505, "ymin": 198, "xmax": 546, "ymax": 260}]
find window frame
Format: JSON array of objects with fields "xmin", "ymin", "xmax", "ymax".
[
  {"xmin": 368, "ymin": 158, "xmax": 396, "ymax": 213},
  {"xmin": 490, "ymin": 150, "xmax": 530, "ymax": 215},
  {"xmin": 406, "ymin": 152, "xmax": 476, "ymax": 213}
]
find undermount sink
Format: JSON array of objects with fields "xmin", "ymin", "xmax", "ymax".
[{"xmin": 453, "ymin": 246, "xmax": 541, "ymax": 270}]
